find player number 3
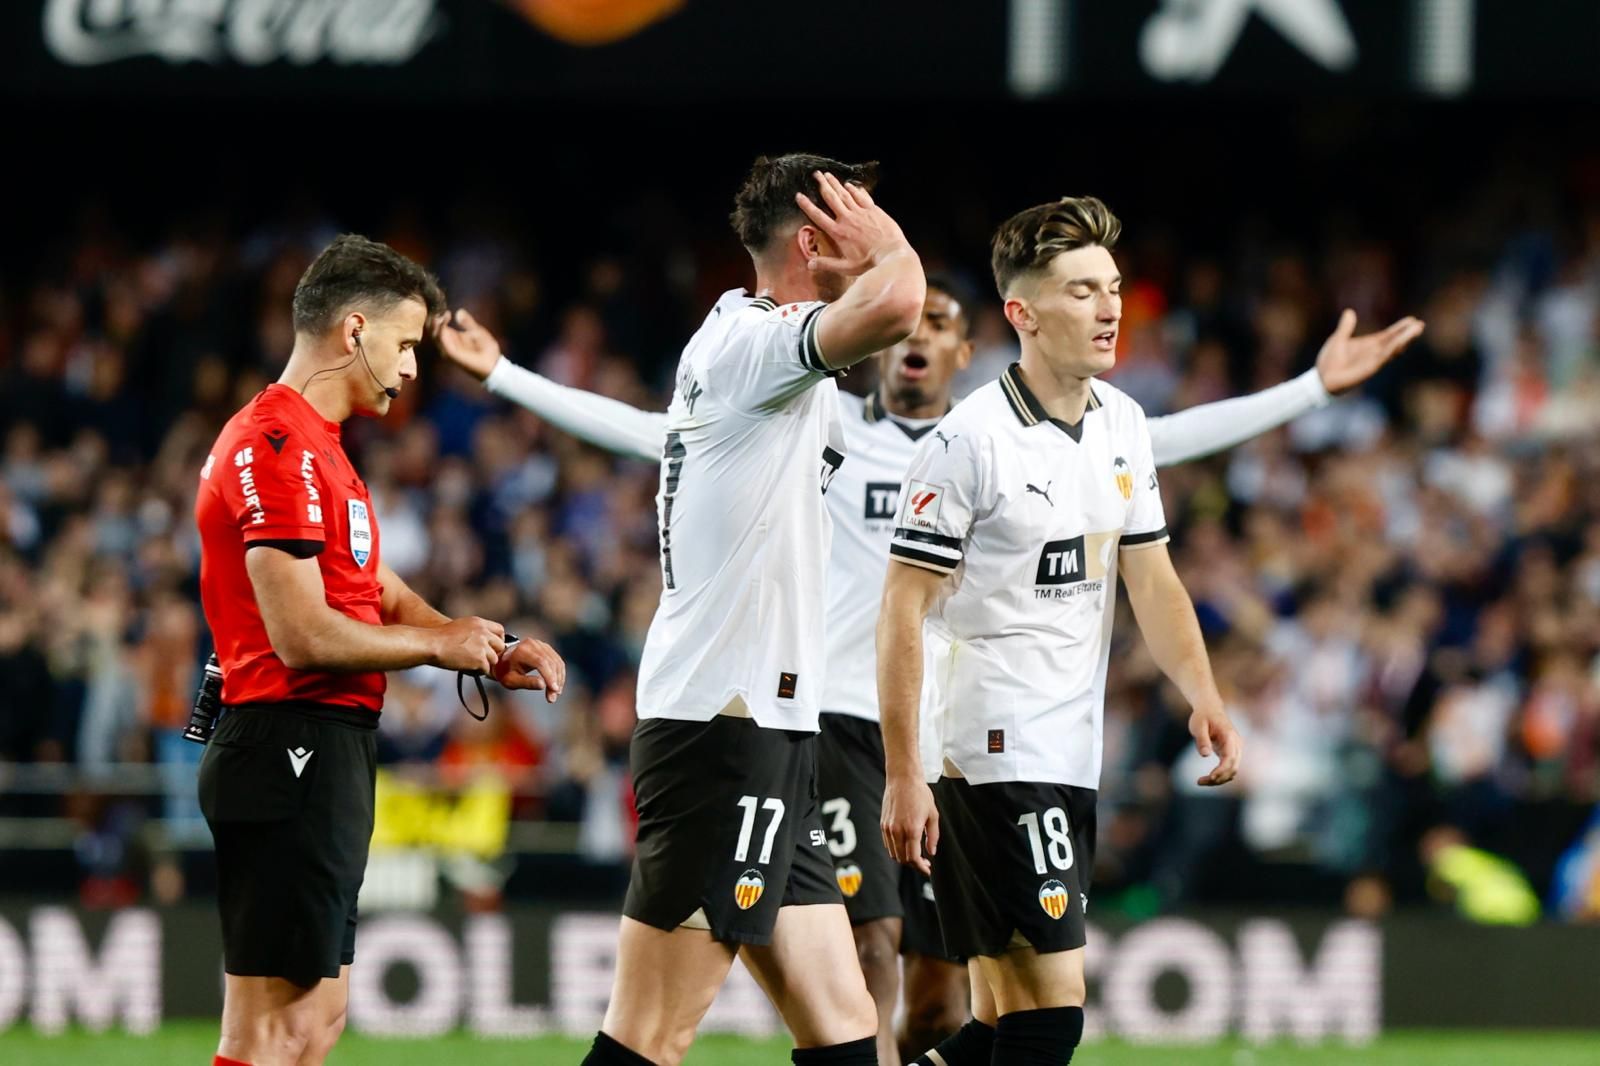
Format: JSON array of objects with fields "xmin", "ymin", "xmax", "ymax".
[
  {"xmin": 1019, "ymin": 807, "xmax": 1074, "ymax": 874},
  {"xmin": 820, "ymin": 797, "xmax": 857, "ymax": 858}
]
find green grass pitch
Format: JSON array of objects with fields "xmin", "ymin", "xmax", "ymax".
[{"xmin": 2, "ymin": 1026, "xmax": 1599, "ymax": 1065}]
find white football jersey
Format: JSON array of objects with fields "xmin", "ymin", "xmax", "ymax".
[
  {"xmin": 636, "ymin": 290, "xmax": 847, "ymax": 732},
  {"xmin": 889, "ymin": 364, "xmax": 1169, "ymax": 788},
  {"xmin": 821, "ymin": 391, "xmax": 944, "ymax": 722}
]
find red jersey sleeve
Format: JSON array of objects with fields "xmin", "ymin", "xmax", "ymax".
[{"xmin": 218, "ymin": 425, "xmax": 328, "ymax": 549}]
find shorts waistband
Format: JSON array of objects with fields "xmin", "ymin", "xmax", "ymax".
[{"xmin": 224, "ymin": 701, "xmax": 380, "ymax": 732}]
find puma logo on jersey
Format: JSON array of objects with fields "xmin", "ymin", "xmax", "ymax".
[
  {"xmin": 934, "ymin": 431, "xmax": 957, "ymax": 453},
  {"xmin": 1027, "ymin": 481, "xmax": 1054, "ymax": 506},
  {"xmin": 287, "ymin": 747, "xmax": 313, "ymax": 778}
]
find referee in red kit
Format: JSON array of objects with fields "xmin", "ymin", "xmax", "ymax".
[{"xmin": 194, "ymin": 234, "xmax": 565, "ymax": 1066}]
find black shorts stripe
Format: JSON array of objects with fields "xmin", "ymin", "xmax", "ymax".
[
  {"xmin": 1121, "ymin": 526, "xmax": 1169, "ymax": 547},
  {"xmin": 890, "ymin": 542, "xmax": 959, "ymax": 572},
  {"xmin": 892, "ymin": 526, "xmax": 963, "ymax": 550}
]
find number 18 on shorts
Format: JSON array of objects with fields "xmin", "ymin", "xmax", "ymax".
[{"xmin": 929, "ymin": 778, "xmax": 1098, "ymax": 959}]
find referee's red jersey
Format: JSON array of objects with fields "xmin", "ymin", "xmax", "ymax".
[{"xmin": 196, "ymin": 385, "xmax": 385, "ymax": 712}]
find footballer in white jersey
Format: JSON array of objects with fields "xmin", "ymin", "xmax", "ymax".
[
  {"xmin": 599, "ymin": 157, "xmax": 928, "ymax": 1066},
  {"xmin": 878, "ymin": 196, "xmax": 1238, "ymax": 1066}
]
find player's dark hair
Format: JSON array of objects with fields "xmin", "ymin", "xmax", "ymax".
[
  {"xmin": 990, "ymin": 196, "xmax": 1122, "ymax": 297},
  {"xmin": 730, "ymin": 153, "xmax": 880, "ymax": 255},
  {"xmin": 292, "ymin": 234, "xmax": 446, "ymax": 336},
  {"xmin": 924, "ymin": 271, "xmax": 978, "ymax": 338}
]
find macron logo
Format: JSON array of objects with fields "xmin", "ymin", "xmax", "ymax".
[{"xmin": 287, "ymin": 747, "xmax": 313, "ymax": 778}]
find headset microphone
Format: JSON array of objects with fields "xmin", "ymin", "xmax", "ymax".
[{"xmin": 354, "ymin": 333, "xmax": 401, "ymax": 399}]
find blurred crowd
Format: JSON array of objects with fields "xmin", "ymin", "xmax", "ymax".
[{"xmin": 2, "ymin": 170, "xmax": 1598, "ymax": 924}]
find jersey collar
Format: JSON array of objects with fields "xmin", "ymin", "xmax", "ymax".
[
  {"xmin": 863, "ymin": 389, "xmax": 950, "ymax": 441},
  {"xmin": 999, "ymin": 363, "xmax": 1101, "ymax": 443},
  {"xmin": 264, "ymin": 383, "xmax": 342, "ymax": 439}
]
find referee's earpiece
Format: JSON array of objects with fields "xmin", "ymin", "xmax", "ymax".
[{"xmin": 352, "ymin": 329, "xmax": 401, "ymax": 400}]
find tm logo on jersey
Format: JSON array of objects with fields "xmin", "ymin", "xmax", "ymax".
[
  {"xmin": 864, "ymin": 482, "xmax": 900, "ymax": 521},
  {"xmin": 1034, "ymin": 536, "xmax": 1106, "ymax": 600},
  {"xmin": 1036, "ymin": 536, "xmax": 1087, "ymax": 585}
]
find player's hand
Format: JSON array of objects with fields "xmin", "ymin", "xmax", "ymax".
[
  {"xmin": 1315, "ymin": 309, "xmax": 1425, "ymax": 394},
  {"xmin": 491, "ymin": 638, "xmax": 566, "ymax": 703},
  {"xmin": 882, "ymin": 774, "xmax": 939, "ymax": 876},
  {"xmin": 1189, "ymin": 705, "xmax": 1242, "ymax": 787},
  {"xmin": 429, "ymin": 616, "xmax": 506, "ymax": 675},
  {"xmin": 795, "ymin": 171, "xmax": 912, "ymax": 277},
  {"xmin": 432, "ymin": 308, "xmax": 504, "ymax": 381}
]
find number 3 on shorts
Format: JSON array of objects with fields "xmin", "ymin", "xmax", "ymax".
[
  {"xmin": 820, "ymin": 797, "xmax": 857, "ymax": 858},
  {"xmin": 735, "ymin": 795, "xmax": 786, "ymax": 863},
  {"xmin": 1018, "ymin": 807, "xmax": 1074, "ymax": 875}
]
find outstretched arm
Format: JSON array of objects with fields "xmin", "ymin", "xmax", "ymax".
[
  {"xmin": 1149, "ymin": 310, "xmax": 1424, "ymax": 467},
  {"xmin": 435, "ymin": 309, "xmax": 667, "ymax": 463},
  {"xmin": 1148, "ymin": 369, "xmax": 1329, "ymax": 467},
  {"xmin": 485, "ymin": 358, "xmax": 666, "ymax": 463}
]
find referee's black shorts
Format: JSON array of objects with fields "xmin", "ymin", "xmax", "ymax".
[{"xmin": 198, "ymin": 701, "xmax": 377, "ymax": 987}]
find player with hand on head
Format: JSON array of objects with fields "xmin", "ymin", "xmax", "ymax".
[{"xmin": 480, "ymin": 154, "xmax": 925, "ymax": 1066}]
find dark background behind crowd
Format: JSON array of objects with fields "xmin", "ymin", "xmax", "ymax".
[{"xmin": 2, "ymin": 99, "xmax": 1597, "ymax": 924}]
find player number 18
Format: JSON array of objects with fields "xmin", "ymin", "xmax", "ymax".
[{"xmin": 1018, "ymin": 807, "xmax": 1074, "ymax": 874}]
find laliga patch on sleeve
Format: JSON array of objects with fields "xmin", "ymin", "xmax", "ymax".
[{"xmin": 902, "ymin": 481, "xmax": 944, "ymax": 531}]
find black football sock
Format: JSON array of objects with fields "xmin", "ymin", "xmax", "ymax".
[
  {"xmin": 792, "ymin": 1035, "xmax": 878, "ymax": 1064},
  {"xmin": 580, "ymin": 1031, "xmax": 658, "ymax": 1065},
  {"xmin": 990, "ymin": 1006, "xmax": 1084, "ymax": 1064},
  {"xmin": 910, "ymin": 1019, "xmax": 995, "ymax": 1065}
]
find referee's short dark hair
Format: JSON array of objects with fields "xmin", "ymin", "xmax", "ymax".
[
  {"xmin": 730, "ymin": 153, "xmax": 880, "ymax": 255},
  {"xmin": 990, "ymin": 196, "xmax": 1122, "ymax": 298},
  {"xmin": 292, "ymin": 234, "xmax": 446, "ymax": 337}
]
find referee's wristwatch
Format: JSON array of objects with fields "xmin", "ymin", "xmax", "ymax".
[{"xmin": 455, "ymin": 632, "xmax": 521, "ymax": 721}]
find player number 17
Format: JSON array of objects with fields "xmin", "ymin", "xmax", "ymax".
[
  {"xmin": 1019, "ymin": 807, "xmax": 1074, "ymax": 874},
  {"xmin": 734, "ymin": 795, "xmax": 786, "ymax": 864}
]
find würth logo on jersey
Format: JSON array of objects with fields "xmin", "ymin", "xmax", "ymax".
[
  {"xmin": 1113, "ymin": 457, "xmax": 1134, "ymax": 501},
  {"xmin": 864, "ymin": 482, "xmax": 900, "ymax": 521},
  {"xmin": 1036, "ymin": 536, "xmax": 1087, "ymax": 587},
  {"xmin": 734, "ymin": 869, "xmax": 766, "ymax": 910},
  {"xmin": 1039, "ymin": 879, "xmax": 1070, "ymax": 920}
]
